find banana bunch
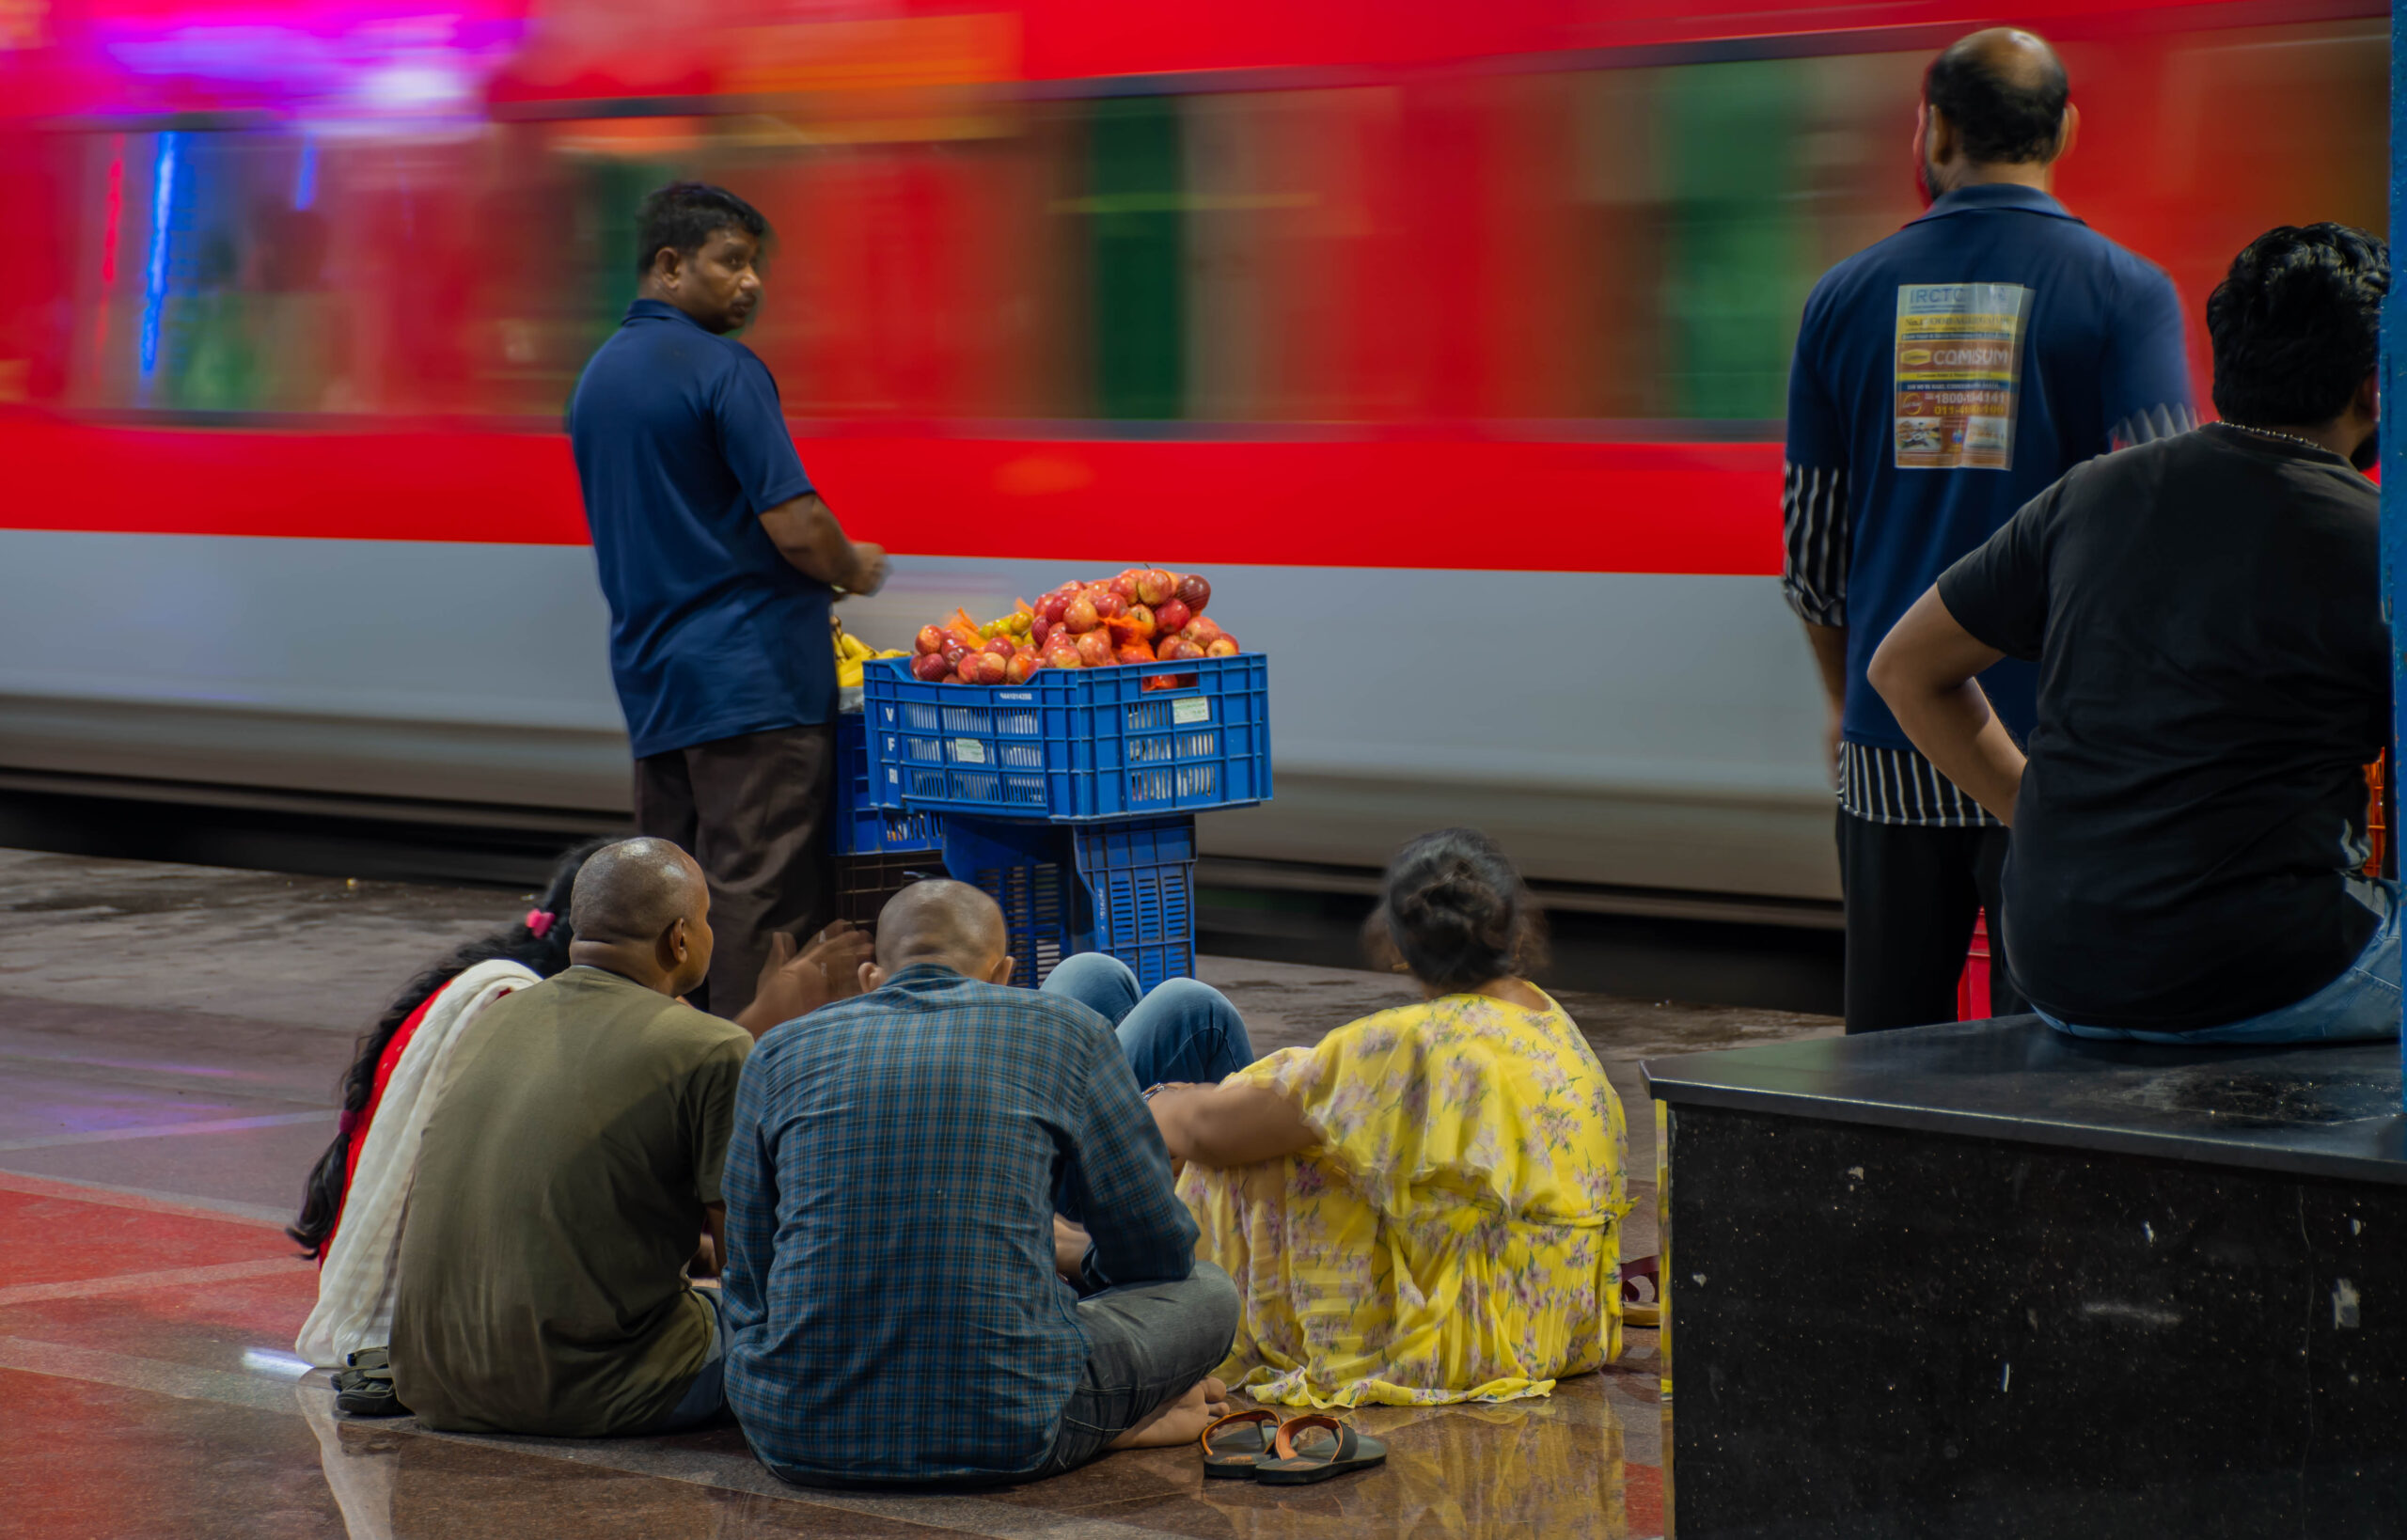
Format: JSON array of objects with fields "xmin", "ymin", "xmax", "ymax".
[{"xmin": 832, "ymin": 622, "xmax": 907, "ymax": 689}]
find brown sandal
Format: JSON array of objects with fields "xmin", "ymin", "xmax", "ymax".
[
  {"xmin": 1199, "ymin": 1407, "xmax": 1280, "ymax": 1479},
  {"xmin": 1255, "ymin": 1414, "xmax": 1388, "ymax": 1485},
  {"xmin": 1622, "ymin": 1254, "xmax": 1661, "ymax": 1328}
]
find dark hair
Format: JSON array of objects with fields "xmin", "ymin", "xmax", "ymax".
[
  {"xmin": 1365, "ymin": 827, "xmax": 1547, "ymax": 992},
  {"xmin": 1924, "ymin": 37, "xmax": 2069, "ymax": 165},
  {"xmin": 634, "ymin": 181, "xmax": 767, "ymax": 278},
  {"xmin": 286, "ymin": 837, "xmax": 610, "ymax": 1256},
  {"xmin": 2206, "ymin": 224, "xmax": 2388, "ymax": 428}
]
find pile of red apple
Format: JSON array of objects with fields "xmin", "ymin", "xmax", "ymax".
[{"xmin": 906, "ymin": 569, "xmax": 1238, "ymax": 686}]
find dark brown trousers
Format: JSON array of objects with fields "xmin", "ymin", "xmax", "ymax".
[{"xmin": 634, "ymin": 722, "xmax": 836, "ymax": 1018}]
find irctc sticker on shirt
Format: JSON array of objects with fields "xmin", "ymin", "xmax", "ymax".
[{"xmin": 1893, "ymin": 282, "xmax": 2030, "ymax": 470}]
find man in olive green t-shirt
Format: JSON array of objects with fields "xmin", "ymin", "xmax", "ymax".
[{"xmin": 391, "ymin": 837, "xmax": 856, "ymax": 1436}]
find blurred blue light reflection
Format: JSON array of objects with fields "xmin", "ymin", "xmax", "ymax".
[{"xmin": 138, "ymin": 132, "xmax": 181, "ymax": 383}]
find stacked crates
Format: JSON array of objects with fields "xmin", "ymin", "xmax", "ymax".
[
  {"xmin": 940, "ymin": 815, "xmax": 1197, "ymax": 989},
  {"xmin": 856, "ymin": 655, "xmax": 1271, "ymax": 986},
  {"xmin": 832, "ymin": 712, "xmax": 944, "ymax": 926}
]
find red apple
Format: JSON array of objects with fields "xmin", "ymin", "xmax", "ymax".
[
  {"xmin": 985, "ymin": 636, "xmax": 1015, "ymax": 659},
  {"xmin": 1122, "ymin": 603, "xmax": 1157, "ymax": 641},
  {"xmin": 1038, "ymin": 593, "xmax": 1070, "ymax": 626},
  {"xmin": 1184, "ymin": 617, "xmax": 1224, "ymax": 646},
  {"xmin": 1006, "ymin": 652, "xmax": 1040, "ymax": 684},
  {"xmin": 1030, "ymin": 617, "xmax": 1052, "ymax": 647},
  {"xmin": 1075, "ymin": 631, "xmax": 1114, "ymax": 668},
  {"xmin": 1062, "ymin": 596, "xmax": 1100, "ymax": 634},
  {"xmin": 968, "ymin": 651, "xmax": 1009, "ymax": 684},
  {"xmin": 1156, "ymin": 636, "xmax": 1204, "ymax": 662},
  {"xmin": 915, "ymin": 624, "xmax": 947, "ymax": 656},
  {"xmin": 1109, "ymin": 572, "xmax": 1140, "ymax": 603},
  {"xmin": 1093, "ymin": 591, "xmax": 1128, "ymax": 621},
  {"xmin": 1175, "ymin": 574, "xmax": 1211, "ymax": 613},
  {"xmin": 910, "ymin": 652, "xmax": 952, "ymax": 682},
  {"xmin": 1205, "ymin": 636, "xmax": 1239, "ymax": 657},
  {"xmin": 1154, "ymin": 599, "xmax": 1190, "ymax": 636},
  {"xmin": 1134, "ymin": 569, "xmax": 1176, "ymax": 607},
  {"xmin": 1115, "ymin": 640, "xmax": 1158, "ymax": 667},
  {"xmin": 941, "ymin": 636, "xmax": 971, "ymax": 667}
]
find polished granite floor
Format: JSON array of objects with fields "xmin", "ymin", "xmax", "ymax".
[{"xmin": 0, "ymin": 848, "xmax": 1842, "ymax": 1540}]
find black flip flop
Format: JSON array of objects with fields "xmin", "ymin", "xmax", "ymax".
[
  {"xmin": 333, "ymin": 1345, "xmax": 409, "ymax": 1418},
  {"xmin": 1254, "ymin": 1414, "xmax": 1387, "ymax": 1485},
  {"xmin": 1200, "ymin": 1407, "xmax": 1279, "ymax": 1479}
]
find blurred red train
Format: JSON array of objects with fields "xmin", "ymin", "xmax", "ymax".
[{"xmin": 0, "ymin": 0, "xmax": 2386, "ymax": 915}]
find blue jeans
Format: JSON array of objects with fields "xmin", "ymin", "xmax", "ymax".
[
  {"xmin": 653, "ymin": 1284, "xmax": 730, "ymax": 1432},
  {"xmin": 1041, "ymin": 953, "xmax": 1257, "ymax": 1090},
  {"xmin": 2040, "ymin": 880, "xmax": 2402, "ymax": 1045},
  {"xmin": 1041, "ymin": 955, "xmax": 1255, "ymax": 1223}
]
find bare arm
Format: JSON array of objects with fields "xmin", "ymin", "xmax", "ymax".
[
  {"xmin": 1866, "ymin": 586, "xmax": 2022, "ymax": 825},
  {"xmin": 694, "ymin": 1202, "xmax": 727, "ymax": 1279},
  {"xmin": 1148, "ymin": 1082, "xmax": 1315, "ymax": 1170},
  {"xmin": 758, "ymin": 493, "xmax": 888, "ymax": 595}
]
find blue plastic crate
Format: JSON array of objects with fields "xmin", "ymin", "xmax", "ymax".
[
  {"xmin": 833, "ymin": 712, "xmax": 944, "ymax": 856},
  {"xmin": 862, "ymin": 653, "xmax": 1270, "ymax": 823},
  {"xmin": 940, "ymin": 814, "xmax": 1196, "ymax": 991}
]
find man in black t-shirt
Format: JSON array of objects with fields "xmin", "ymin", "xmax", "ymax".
[{"xmin": 1866, "ymin": 225, "xmax": 2393, "ymax": 1042}]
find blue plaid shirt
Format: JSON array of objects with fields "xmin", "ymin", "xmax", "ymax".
[{"xmin": 719, "ymin": 964, "xmax": 1198, "ymax": 1485}]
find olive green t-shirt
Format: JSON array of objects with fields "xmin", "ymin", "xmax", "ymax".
[{"xmin": 391, "ymin": 966, "xmax": 750, "ymax": 1435}]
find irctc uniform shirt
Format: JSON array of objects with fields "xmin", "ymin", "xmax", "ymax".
[
  {"xmin": 1936, "ymin": 425, "xmax": 2386, "ymax": 1031},
  {"xmin": 719, "ymin": 965, "xmax": 1199, "ymax": 1485},
  {"xmin": 1782, "ymin": 182, "xmax": 2194, "ymax": 825},
  {"xmin": 568, "ymin": 299, "xmax": 831, "ymax": 759}
]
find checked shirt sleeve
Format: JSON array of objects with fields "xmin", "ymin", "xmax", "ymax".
[{"xmin": 1066, "ymin": 1030, "xmax": 1198, "ymax": 1292}]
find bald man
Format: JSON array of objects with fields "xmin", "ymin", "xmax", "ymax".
[
  {"xmin": 1782, "ymin": 27, "xmax": 2194, "ymax": 1032},
  {"xmin": 719, "ymin": 881, "xmax": 1239, "ymax": 1488},
  {"xmin": 389, "ymin": 839, "xmax": 857, "ymax": 1436}
]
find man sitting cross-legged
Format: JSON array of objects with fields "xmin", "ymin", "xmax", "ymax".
[
  {"xmin": 1870, "ymin": 225, "xmax": 2394, "ymax": 1045},
  {"xmin": 390, "ymin": 837, "xmax": 863, "ymax": 1435},
  {"xmin": 721, "ymin": 880, "xmax": 1239, "ymax": 1488}
]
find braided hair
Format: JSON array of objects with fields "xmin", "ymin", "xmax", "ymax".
[
  {"xmin": 1365, "ymin": 827, "xmax": 1547, "ymax": 993},
  {"xmin": 285, "ymin": 837, "xmax": 610, "ymax": 1255}
]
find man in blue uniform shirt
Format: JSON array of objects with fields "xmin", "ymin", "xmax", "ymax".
[
  {"xmin": 569, "ymin": 182, "xmax": 887, "ymax": 1016},
  {"xmin": 1782, "ymin": 29, "xmax": 2194, "ymax": 1032}
]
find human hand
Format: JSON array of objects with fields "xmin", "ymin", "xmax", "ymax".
[
  {"xmin": 799, "ymin": 919, "xmax": 874, "ymax": 1002},
  {"xmin": 844, "ymin": 543, "xmax": 889, "ymax": 598},
  {"xmin": 1053, "ymin": 1216, "xmax": 1089, "ymax": 1284},
  {"xmin": 736, "ymin": 931, "xmax": 831, "ymax": 1037}
]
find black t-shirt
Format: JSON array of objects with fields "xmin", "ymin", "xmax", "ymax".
[{"xmin": 1936, "ymin": 424, "xmax": 2387, "ymax": 1032}]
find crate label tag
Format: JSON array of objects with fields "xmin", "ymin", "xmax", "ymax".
[
  {"xmin": 953, "ymin": 738, "xmax": 987, "ymax": 763},
  {"xmin": 1172, "ymin": 697, "xmax": 1211, "ymax": 725}
]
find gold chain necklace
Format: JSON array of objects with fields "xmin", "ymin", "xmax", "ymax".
[{"xmin": 2226, "ymin": 422, "xmax": 2333, "ymax": 456}]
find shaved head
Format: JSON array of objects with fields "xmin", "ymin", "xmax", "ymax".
[
  {"xmin": 874, "ymin": 880, "xmax": 1008, "ymax": 976},
  {"xmin": 1926, "ymin": 28, "xmax": 2069, "ymax": 165},
  {"xmin": 569, "ymin": 837, "xmax": 707, "ymax": 946}
]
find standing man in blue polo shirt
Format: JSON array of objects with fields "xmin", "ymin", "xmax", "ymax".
[
  {"xmin": 1783, "ymin": 29, "xmax": 2193, "ymax": 1032},
  {"xmin": 569, "ymin": 182, "xmax": 888, "ymax": 1017}
]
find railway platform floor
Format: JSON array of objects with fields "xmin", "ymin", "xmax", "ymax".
[{"xmin": 0, "ymin": 846, "xmax": 1839, "ymax": 1540}]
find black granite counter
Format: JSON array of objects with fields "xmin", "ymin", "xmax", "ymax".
[{"xmin": 1644, "ymin": 1014, "xmax": 2405, "ymax": 1185}]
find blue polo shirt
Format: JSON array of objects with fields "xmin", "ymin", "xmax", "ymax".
[
  {"xmin": 567, "ymin": 299, "xmax": 830, "ymax": 759},
  {"xmin": 1785, "ymin": 183, "xmax": 2192, "ymax": 753}
]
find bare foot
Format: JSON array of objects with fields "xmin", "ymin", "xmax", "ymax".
[{"xmin": 1108, "ymin": 1376, "xmax": 1231, "ymax": 1451}]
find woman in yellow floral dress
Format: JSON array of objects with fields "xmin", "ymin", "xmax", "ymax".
[{"xmin": 1146, "ymin": 828, "xmax": 1629, "ymax": 1408}]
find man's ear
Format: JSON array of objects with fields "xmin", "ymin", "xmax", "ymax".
[
  {"xmin": 859, "ymin": 960, "xmax": 886, "ymax": 995},
  {"xmin": 987, "ymin": 953, "xmax": 1017, "ymax": 986},
  {"xmin": 2052, "ymin": 102, "xmax": 2079, "ymax": 164},
  {"xmin": 661, "ymin": 916, "xmax": 690, "ymax": 967},
  {"xmin": 1923, "ymin": 103, "xmax": 1954, "ymax": 166},
  {"xmin": 649, "ymin": 246, "xmax": 683, "ymax": 288}
]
